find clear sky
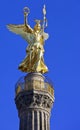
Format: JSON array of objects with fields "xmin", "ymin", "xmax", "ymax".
[{"xmin": 0, "ymin": 0, "xmax": 80, "ymax": 130}]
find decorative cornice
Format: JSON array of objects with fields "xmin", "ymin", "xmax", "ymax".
[{"xmin": 15, "ymin": 90, "xmax": 54, "ymax": 116}]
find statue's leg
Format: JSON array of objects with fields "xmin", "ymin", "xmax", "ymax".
[{"xmin": 35, "ymin": 49, "xmax": 43, "ymax": 71}]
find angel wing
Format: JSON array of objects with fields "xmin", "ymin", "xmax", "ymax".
[
  {"xmin": 7, "ymin": 24, "xmax": 36, "ymax": 44},
  {"xmin": 43, "ymin": 32, "xmax": 49, "ymax": 40},
  {"xmin": 39, "ymin": 29, "xmax": 49, "ymax": 41}
]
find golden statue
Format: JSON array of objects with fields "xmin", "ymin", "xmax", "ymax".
[{"xmin": 7, "ymin": 5, "xmax": 49, "ymax": 74}]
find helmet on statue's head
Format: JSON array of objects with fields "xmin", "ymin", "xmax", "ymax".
[{"xmin": 34, "ymin": 20, "xmax": 42, "ymax": 32}]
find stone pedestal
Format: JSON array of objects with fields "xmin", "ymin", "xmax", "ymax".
[{"xmin": 15, "ymin": 73, "xmax": 54, "ymax": 130}]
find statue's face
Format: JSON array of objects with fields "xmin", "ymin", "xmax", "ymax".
[{"xmin": 34, "ymin": 24, "xmax": 41, "ymax": 32}]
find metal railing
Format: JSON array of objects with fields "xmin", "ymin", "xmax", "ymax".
[{"xmin": 15, "ymin": 78, "xmax": 54, "ymax": 97}]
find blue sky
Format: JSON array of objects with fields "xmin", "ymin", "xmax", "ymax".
[{"xmin": 0, "ymin": 0, "xmax": 80, "ymax": 130}]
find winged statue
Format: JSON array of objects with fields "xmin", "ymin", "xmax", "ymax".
[{"xmin": 7, "ymin": 6, "xmax": 49, "ymax": 74}]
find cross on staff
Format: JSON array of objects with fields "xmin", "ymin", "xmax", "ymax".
[{"xmin": 42, "ymin": 5, "xmax": 48, "ymax": 31}]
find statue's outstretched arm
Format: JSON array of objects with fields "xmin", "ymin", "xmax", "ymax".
[{"xmin": 7, "ymin": 7, "xmax": 35, "ymax": 44}]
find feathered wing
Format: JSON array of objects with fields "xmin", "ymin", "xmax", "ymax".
[
  {"xmin": 40, "ymin": 30, "xmax": 49, "ymax": 41},
  {"xmin": 7, "ymin": 24, "xmax": 35, "ymax": 44},
  {"xmin": 43, "ymin": 32, "xmax": 49, "ymax": 40}
]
